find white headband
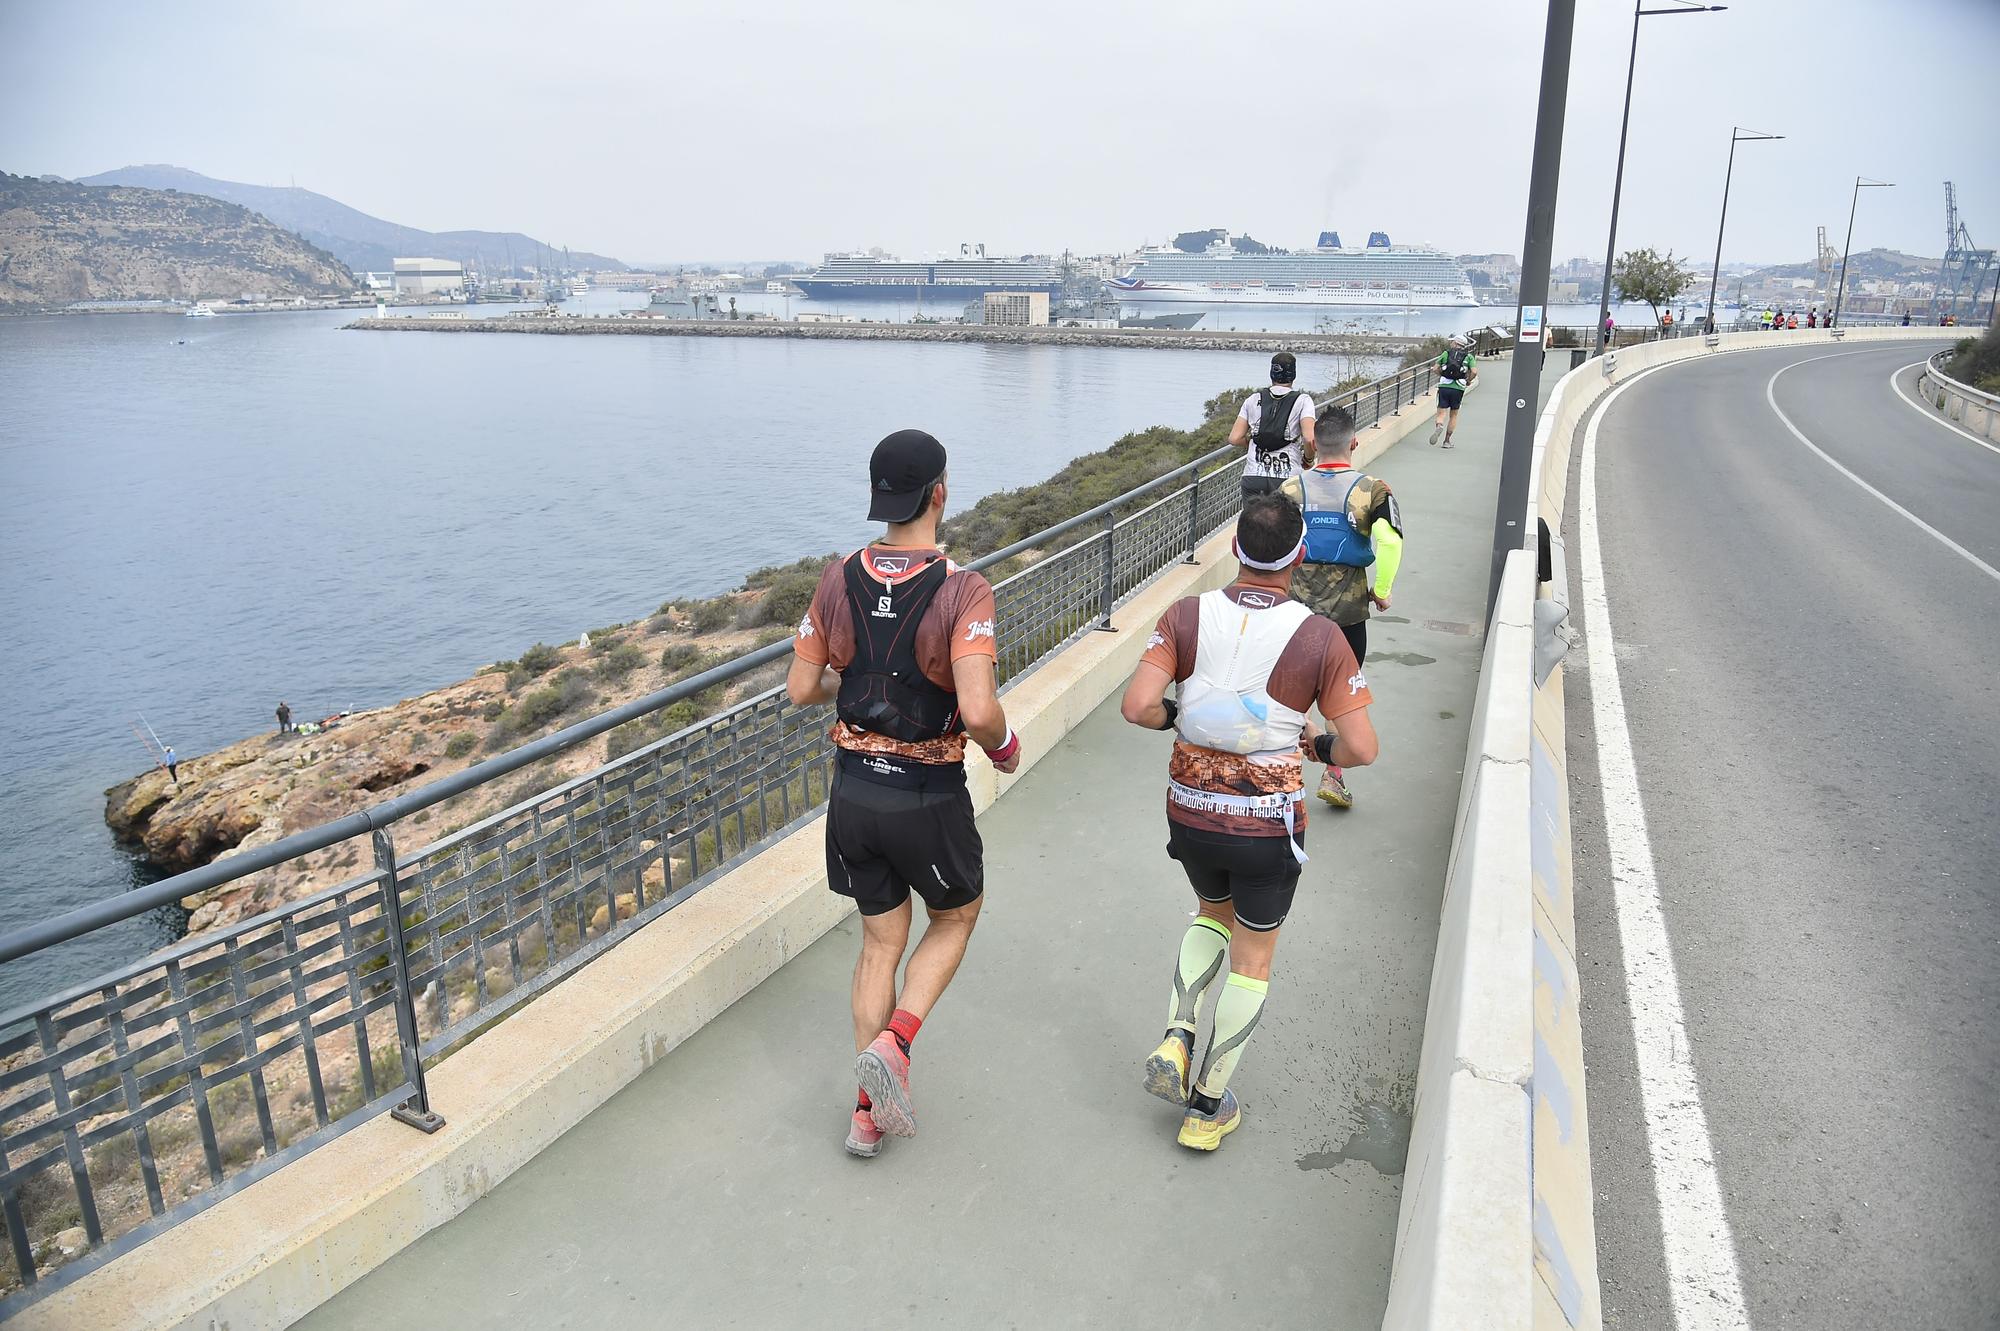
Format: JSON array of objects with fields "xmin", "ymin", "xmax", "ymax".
[{"xmin": 1234, "ymin": 535, "xmax": 1304, "ymax": 572}]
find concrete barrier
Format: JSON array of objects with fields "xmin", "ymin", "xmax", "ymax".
[
  {"xmin": 1383, "ymin": 324, "xmax": 1949, "ymax": 1331},
  {"xmin": 23, "ymin": 374, "xmax": 1453, "ymax": 1330},
  {"xmin": 1917, "ymin": 351, "xmax": 2000, "ymax": 446}
]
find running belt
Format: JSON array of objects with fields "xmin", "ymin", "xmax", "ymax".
[{"xmin": 1167, "ymin": 780, "xmax": 1309, "ymax": 864}]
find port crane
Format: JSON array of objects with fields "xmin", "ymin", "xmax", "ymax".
[{"xmin": 1934, "ymin": 181, "xmax": 1997, "ymax": 324}]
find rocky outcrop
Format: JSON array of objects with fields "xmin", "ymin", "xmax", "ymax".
[
  {"xmin": 0, "ymin": 172, "xmax": 356, "ymax": 309},
  {"xmin": 103, "ymin": 614, "xmax": 782, "ymax": 938}
]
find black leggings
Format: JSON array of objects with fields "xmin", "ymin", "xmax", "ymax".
[{"xmin": 1341, "ymin": 620, "xmax": 1367, "ymax": 667}]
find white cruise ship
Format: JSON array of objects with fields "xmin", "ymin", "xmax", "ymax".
[{"xmin": 1108, "ymin": 232, "xmax": 1478, "ymax": 308}]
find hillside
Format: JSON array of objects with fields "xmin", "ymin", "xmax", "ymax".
[
  {"xmin": 0, "ymin": 172, "xmax": 355, "ymax": 308},
  {"xmin": 79, "ymin": 165, "xmax": 628, "ymax": 274},
  {"xmin": 1750, "ymin": 247, "xmax": 1938, "ymax": 283}
]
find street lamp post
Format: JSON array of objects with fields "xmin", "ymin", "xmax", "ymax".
[
  {"xmin": 1703, "ymin": 126, "xmax": 1783, "ymax": 334},
  {"xmin": 1596, "ymin": 0, "xmax": 1726, "ymax": 354},
  {"xmin": 1831, "ymin": 176, "xmax": 1894, "ymax": 327}
]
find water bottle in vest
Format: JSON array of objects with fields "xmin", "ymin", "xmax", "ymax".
[{"xmin": 1299, "ymin": 469, "xmax": 1377, "ymax": 567}]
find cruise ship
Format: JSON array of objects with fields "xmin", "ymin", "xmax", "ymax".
[
  {"xmin": 794, "ymin": 245, "xmax": 1063, "ymax": 300},
  {"xmin": 1107, "ymin": 232, "xmax": 1478, "ymax": 308}
]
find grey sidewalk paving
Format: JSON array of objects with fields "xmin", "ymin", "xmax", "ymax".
[{"xmin": 299, "ymin": 362, "xmax": 1559, "ymax": 1331}]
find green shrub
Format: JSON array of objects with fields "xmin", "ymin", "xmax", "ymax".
[
  {"xmin": 660, "ymin": 641, "xmax": 703, "ymax": 672},
  {"xmin": 481, "ymin": 699, "xmax": 505, "ymax": 721},
  {"xmin": 751, "ymin": 565, "xmax": 825, "ymax": 629},
  {"xmin": 516, "ymin": 642, "xmax": 562, "ymax": 676},
  {"xmin": 445, "ymin": 732, "xmax": 478, "ymax": 760},
  {"xmin": 490, "ymin": 669, "xmax": 595, "ymax": 745},
  {"xmin": 596, "ymin": 642, "xmax": 649, "ymax": 681},
  {"xmin": 1945, "ymin": 325, "xmax": 2000, "ymax": 394},
  {"xmin": 585, "ymin": 623, "xmax": 626, "ymax": 645},
  {"xmin": 690, "ymin": 598, "xmax": 735, "ymax": 633}
]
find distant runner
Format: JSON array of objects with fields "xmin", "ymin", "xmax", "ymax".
[
  {"xmin": 1229, "ymin": 352, "xmax": 1317, "ymax": 495},
  {"xmin": 1119, "ymin": 492, "xmax": 1380, "ymax": 1151},
  {"xmin": 1429, "ymin": 334, "xmax": 1477, "ymax": 449},
  {"xmin": 787, "ymin": 429, "xmax": 1021, "ymax": 1159},
  {"xmin": 1284, "ymin": 404, "xmax": 1403, "ymax": 809}
]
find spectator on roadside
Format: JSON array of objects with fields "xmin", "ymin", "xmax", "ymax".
[
  {"xmin": 1786, "ymin": 312, "xmax": 1798, "ymax": 330},
  {"xmin": 1902, "ymin": 311, "xmax": 1912, "ymax": 326}
]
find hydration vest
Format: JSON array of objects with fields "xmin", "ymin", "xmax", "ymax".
[
  {"xmin": 1251, "ymin": 387, "xmax": 1301, "ymax": 461},
  {"xmin": 1442, "ymin": 347, "xmax": 1473, "ymax": 383},
  {"xmin": 1298, "ymin": 468, "xmax": 1377, "ymax": 568},
  {"xmin": 1174, "ymin": 589, "xmax": 1313, "ymax": 758},
  {"xmin": 834, "ymin": 555, "xmax": 963, "ymax": 747}
]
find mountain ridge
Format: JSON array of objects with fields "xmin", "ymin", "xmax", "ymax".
[
  {"xmin": 78, "ymin": 165, "xmax": 628, "ymax": 274},
  {"xmin": 0, "ymin": 171, "xmax": 355, "ymax": 308}
]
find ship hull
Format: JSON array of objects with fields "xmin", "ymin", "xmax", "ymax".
[
  {"xmin": 794, "ymin": 280, "xmax": 1064, "ymax": 300},
  {"xmin": 1106, "ymin": 280, "xmax": 1479, "ymax": 309}
]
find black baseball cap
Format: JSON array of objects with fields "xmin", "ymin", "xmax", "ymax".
[
  {"xmin": 867, "ymin": 429, "xmax": 948, "ymax": 523},
  {"xmin": 1270, "ymin": 351, "xmax": 1297, "ymax": 383}
]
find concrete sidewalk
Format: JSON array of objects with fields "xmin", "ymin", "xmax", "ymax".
[{"xmin": 298, "ymin": 365, "xmax": 1553, "ymax": 1331}]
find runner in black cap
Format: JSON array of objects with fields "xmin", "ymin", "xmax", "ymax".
[
  {"xmin": 1229, "ymin": 352, "xmax": 1317, "ymax": 496},
  {"xmin": 787, "ymin": 429, "xmax": 1021, "ymax": 1159}
]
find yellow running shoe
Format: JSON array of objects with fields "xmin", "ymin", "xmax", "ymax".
[
  {"xmin": 1317, "ymin": 765, "xmax": 1353, "ymax": 809},
  {"xmin": 1142, "ymin": 1032, "xmax": 1192, "ymax": 1105},
  {"xmin": 1177, "ymin": 1090, "xmax": 1242, "ymax": 1151}
]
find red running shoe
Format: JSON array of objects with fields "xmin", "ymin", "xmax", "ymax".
[
  {"xmin": 855, "ymin": 1032, "xmax": 917, "ymax": 1137},
  {"xmin": 844, "ymin": 1107, "xmax": 884, "ymax": 1158}
]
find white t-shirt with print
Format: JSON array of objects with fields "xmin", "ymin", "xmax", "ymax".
[{"xmin": 1237, "ymin": 387, "xmax": 1316, "ymax": 479}]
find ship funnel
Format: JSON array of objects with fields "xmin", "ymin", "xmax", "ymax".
[
  {"xmin": 1317, "ymin": 231, "xmax": 1342, "ymax": 249},
  {"xmin": 1367, "ymin": 232, "xmax": 1391, "ymax": 248}
]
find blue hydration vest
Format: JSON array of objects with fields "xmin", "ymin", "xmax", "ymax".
[{"xmin": 1299, "ymin": 469, "xmax": 1376, "ymax": 567}]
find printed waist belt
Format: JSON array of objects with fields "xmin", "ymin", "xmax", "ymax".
[{"xmin": 1167, "ymin": 780, "xmax": 1310, "ymax": 865}]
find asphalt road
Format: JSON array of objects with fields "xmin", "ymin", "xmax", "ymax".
[{"xmin": 1565, "ymin": 339, "xmax": 1999, "ymax": 1330}]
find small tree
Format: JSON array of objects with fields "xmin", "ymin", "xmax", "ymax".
[{"xmin": 1614, "ymin": 248, "xmax": 1697, "ymax": 326}]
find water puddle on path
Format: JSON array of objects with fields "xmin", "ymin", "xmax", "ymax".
[
  {"xmin": 1297, "ymin": 1100, "xmax": 1412, "ymax": 1176},
  {"xmin": 1368, "ymin": 651, "xmax": 1437, "ymax": 667}
]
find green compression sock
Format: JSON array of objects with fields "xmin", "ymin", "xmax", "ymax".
[
  {"xmin": 1196, "ymin": 973, "xmax": 1270, "ymax": 1100},
  {"xmin": 1166, "ymin": 917, "xmax": 1230, "ymax": 1040}
]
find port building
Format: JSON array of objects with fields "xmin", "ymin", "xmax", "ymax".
[
  {"xmin": 983, "ymin": 291, "xmax": 1050, "ymax": 327},
  {"xmin": 393, "ymin": 258, "xmax": 466, "ymax": 298}
]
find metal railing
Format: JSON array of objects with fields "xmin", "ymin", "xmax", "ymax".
[{"xmin": 0, "ymin": 357, "xmax": 1438, "ymax": 1304}]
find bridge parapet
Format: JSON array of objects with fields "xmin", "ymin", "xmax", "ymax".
[{"xmin": 1918, "ymin": 350, "xmax": 2000, "ymax": 445}]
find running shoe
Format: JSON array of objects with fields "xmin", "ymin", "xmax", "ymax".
[
  {"xmin": 1442, "ymin": 435, "xmax": 1455, "ymax": 450},
  {"xmin": 1177, "ymin": 1089, "xmax": 1242, "ymax": 1151},
  {"xmin": 1317, "ymin": 765, "xmax": 1354, "ymax": 809},
  {"xmin": 1428, "ymin": 422, "xmax": 1443, "ymax": 446},
  {"xmin": 844, "ymin": 1107, "xmax": 884, "ymax": 1158},
  {"xmin": 855, "ymin": 1032, "xmax": 918, "ymax": 1138},
  {"xmin": 1142, "ymin": 1032, "xmax": 1192, "ymax": 1106}
]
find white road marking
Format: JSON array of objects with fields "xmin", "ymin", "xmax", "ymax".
[
  {"xmin": 1580, "ymin": 365, "xmax": 1754, "ymax": 1330},
  {"xmin": 1887, "ymin": 359, "xmax": 2000, "ymax": 458},
  {"xmin": 1767, "ymin": 355, "xmax": 2000, "ymax": 584}
]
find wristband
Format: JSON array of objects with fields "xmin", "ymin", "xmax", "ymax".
[
  {"xmin": 1158, "ymin": 698, "xmax": 1180, "ymax": 732},
  {"xmin": 1312, "ymin": 733, "xmax": 1337, "ymax": 765},
  {"xmin": 984, "ymin": 727, "xmax": 1019, "ymax": 765}
]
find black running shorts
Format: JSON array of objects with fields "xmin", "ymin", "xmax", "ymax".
[
  {"xmin": 826, "ymin": 761, "xmax": 984, "ymax": 917},
  {"xmin": 1437, "ymin": 386, "xmax": 1466, "ymax": 410},
  {"xmin": 1166, "ymin": 820, "xmax": 1304, "ymax": 933}
]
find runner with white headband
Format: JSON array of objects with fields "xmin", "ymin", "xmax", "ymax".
[{"xmin": 1117, "ymin": 491, "xmax": 1380, "ymax": 1151}]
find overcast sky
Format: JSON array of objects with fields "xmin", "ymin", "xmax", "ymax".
[{"xmin": 3, "ymin": 0, "xmax": 1995, "ymax": 268}]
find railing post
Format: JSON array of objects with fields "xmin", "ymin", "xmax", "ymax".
[
  {"xmin": 371, "ymin": 827, "xmax": 445, "ymax": 1132},
  {"xmin": 1182, "ymin": 467, "xmax": 1202, "ymax": 564},
  {"xmin": 1375, "ymin": 382, "xmax": 1384, "ymax": 423},
  {"xmin": 1095, "ymin": 510, "xmax": 1119, "ymax": 632}
]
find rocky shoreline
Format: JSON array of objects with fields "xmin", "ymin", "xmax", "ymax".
[{"xmin": 343, "ymin": 314, "xmax": 1445, "ymax": 353}]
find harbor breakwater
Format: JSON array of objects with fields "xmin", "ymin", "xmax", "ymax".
[{"xmin": 343, "ymin": 314, "xmax": 1452, "ymax": 354}]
